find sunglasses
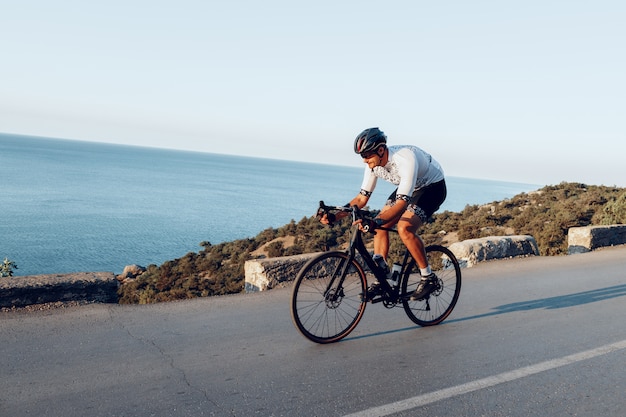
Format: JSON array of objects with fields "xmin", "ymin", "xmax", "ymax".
[{"xmin": 360, "ymin": 150, "xmax": 378, "ymax": 159}]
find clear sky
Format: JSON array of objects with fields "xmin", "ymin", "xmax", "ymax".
[{"xmin": 2, "ymin": 1, "xmax": 625, "ymax": 186}]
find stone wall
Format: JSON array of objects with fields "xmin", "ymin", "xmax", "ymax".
[
  {"xmin": 244, "ymin": 235, "xmax": 540, "ymax": 292},
  {"xmin": 5, "ymin": 226, "xmax": 622, "ymax": 305},
  {"xmin": 568, "ymin": 225, "xmax": 626, "ymax": 254},
  {"xmin": 447, "ymin": 235, "xmax": 540, "ymax": 268},
  {"xmin": 0, "ymin": 272, "xmax": 119, "ymax": 308},
  {"xmin": 244, "ymin": 253, "xmax": 318, "ymax": 292}
]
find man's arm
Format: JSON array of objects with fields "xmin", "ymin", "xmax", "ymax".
[{"xmin": 319, "ymin": 193, "xmax": 369, "ymax": 225}]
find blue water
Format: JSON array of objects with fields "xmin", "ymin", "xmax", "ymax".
[{"xmin": 1, "ymin": 134, "xmax": 539, "ymax": 276}]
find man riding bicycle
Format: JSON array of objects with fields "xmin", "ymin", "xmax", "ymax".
[{"xmin": 320, "ymin": 127, "xmax": 447, "ymax": 301}]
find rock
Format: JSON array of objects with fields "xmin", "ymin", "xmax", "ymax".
[
  {"xmin": 568, "ymin": 225, "xmax": 626, "ymax": 254},
  {"xmin": 447, "ymin": 235, "xmax": 539, "ymax": 268},
  {"xmin": 118, "ymin": 264, "xmax": 146, "ymax": 280}
]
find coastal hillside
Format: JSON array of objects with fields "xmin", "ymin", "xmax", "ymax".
[{"xmin": 118, "ymin": 182, "xmax": 626, "ymax": 304}]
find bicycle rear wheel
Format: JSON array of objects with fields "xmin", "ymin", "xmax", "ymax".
[
  {"xmin": 401, "ymin": 245, "xmax": 461, "ymax": 326},
  {"xmin": 291, "ymin": 251, "xmax": 367, "ymax": 344}
]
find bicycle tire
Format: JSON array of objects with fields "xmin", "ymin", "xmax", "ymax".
[
  {"xmin": 290, "ymin": 251, "xmax": 367, "ymax": 344},
  {"xmin": 401, "ymin": 245, "xmax": 461, "ymax": 326}
]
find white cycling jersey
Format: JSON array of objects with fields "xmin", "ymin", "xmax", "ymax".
[{"xmin": 360, "ymin": 145, "xmax": 444, "ymax": 197}]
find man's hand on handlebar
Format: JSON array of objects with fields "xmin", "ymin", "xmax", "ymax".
[
  {"xmin": 354, "ymin": 217, "xmax": 381, "ymax": 233},
  {"xmin": 319, "ymin": 212, "xmax": 335, "ymax": 226}
]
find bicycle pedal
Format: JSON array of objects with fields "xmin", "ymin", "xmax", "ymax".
[{"xmin": 369, "ymin": 296, "xmax": 385, "ymax": 304}]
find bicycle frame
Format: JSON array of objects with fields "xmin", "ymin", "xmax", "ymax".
[
  {"xmin": 323, "ymin": 203, "xmax": 412, "ymax": 305},
  {"xmin": 352, "ymin": 224, "xmax": 413, "ymax": 303}
]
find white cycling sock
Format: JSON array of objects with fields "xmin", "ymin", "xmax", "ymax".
[{"xmin": 420, "ymin": 266, "xmax": 432, "ymax": 277}]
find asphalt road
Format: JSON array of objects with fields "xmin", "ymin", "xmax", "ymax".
[{"xmin": 2, "ymin": 246, "xmax": 625, "ymax": 417}]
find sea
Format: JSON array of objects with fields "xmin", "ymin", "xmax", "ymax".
[{"xmin": 1, "ymin": 134, "xmax": 540, "ymax": 276}]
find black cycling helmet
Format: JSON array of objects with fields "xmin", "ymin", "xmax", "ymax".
[{"xmin": 354, "ymin": 127, "xmax": 387, "ymax": 155}]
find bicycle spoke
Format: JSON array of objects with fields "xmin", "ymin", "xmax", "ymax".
[
  {"xmin": 291, "ymin": 252, "xmax": 367, "ymax": 343},
  {"xmin": 402, "ymin": 245, "xmax": 462, "ymax": 326}
]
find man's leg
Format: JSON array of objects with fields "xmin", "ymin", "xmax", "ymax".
[
  {"xmin": 397, "ymin": 212, "xmax": 428, "ymax": 269},
  {"xmin": 397, "ymin": 212, "xmax": 438, "ymax": 301},
  {"xmin": 373, "ymin": 229, "xmax": 389, "ymax": 259},
  {"xmin": 373, "ymin": 204, "xmax": 395, "ymax": 259}
]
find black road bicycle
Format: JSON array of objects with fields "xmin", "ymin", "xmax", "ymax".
[{"xmin": 290, "ymin": 202, "xmax": 462, "ymax": 344}]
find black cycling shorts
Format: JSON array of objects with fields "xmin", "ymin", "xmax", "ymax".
[{"xmin": 385, "ymin": 179, "xmax": 447, "ymax": 223}]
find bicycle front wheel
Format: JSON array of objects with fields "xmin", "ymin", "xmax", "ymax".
[
  {"xmin": 290, "ymin": 251, "xmax": 367, "ymax": 344},
  {"xmin": 401, "ymin": 245, "xmax": 461, "ymax": 326}
]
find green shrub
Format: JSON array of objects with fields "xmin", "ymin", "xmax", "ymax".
[
  {"xmin": 598, "ymin": 191, "xmax": 626, "ymax": 225},
  {"xmin": 1, "ymin": 258, "xmax": 17, "ymax": 277},
  {"xmin": 117, "ymin": 182, "xmax": 626, "ymax": 303}
]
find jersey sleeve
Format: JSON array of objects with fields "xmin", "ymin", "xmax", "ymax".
[
  {"xmin": 360, "ymin": 166, "xmax": 378, "ymax": 193},
  {"xmin": 394, "ymin": 149, "xmax": 419, "ymax": 196}
]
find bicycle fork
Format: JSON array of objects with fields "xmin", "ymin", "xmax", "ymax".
[{"xmin": 322, "ymin": 256, "xmax": 352, "ymax": 306}]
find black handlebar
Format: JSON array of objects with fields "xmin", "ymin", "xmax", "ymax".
[{"xmin": 317, "ymin": 201, "xmax": 376, "ymax": 231}]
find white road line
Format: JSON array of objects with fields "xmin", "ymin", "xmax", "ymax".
[{"xmin": 343, "ymin": 339, "xmax": 626, "ymax": 417}]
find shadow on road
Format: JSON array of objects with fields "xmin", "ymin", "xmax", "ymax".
[
  {"xmin": 451, "ymin": 283, "xmax": 626, "ymax": 324},
  {"xmin": 345, "ymin": 284, "xmax": 626, "ymax": 341}
]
